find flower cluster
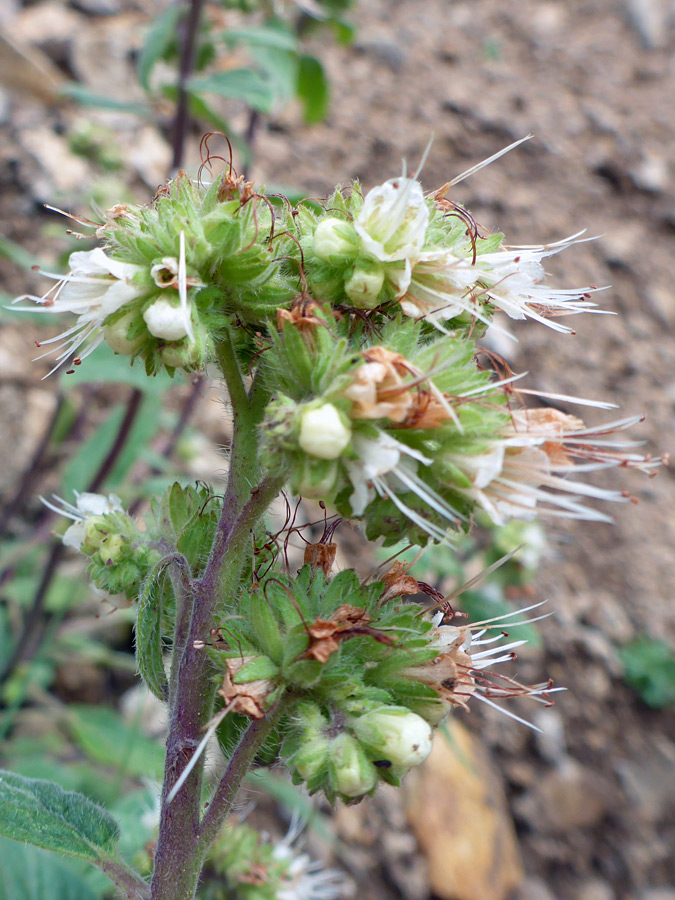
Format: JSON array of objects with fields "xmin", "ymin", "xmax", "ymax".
[
  {"xmin": 44, "ymin": 491, "xmax": 160, "ymax": 597},
  {"xmin": 204, "ymin": 561, "xmax": 553, "ymax": 804},
  {"xmin": 204, "ymin": 815, "xmax": 346, "ymax": 900},
  {"xmin": 18, "ymin": 171, "xmax": 298, "ymax": 375}
]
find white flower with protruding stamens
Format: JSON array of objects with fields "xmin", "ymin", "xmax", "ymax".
[
  {"xmin": 41, "ymin": 492, "xmax": 124, "ymax": 551},
  {"xmin": 446, "ymin": 408, "xmax": 663, "ymax": 525},
  {"xmin": 398, "ymin": 234, "xmax": 605, "ymax": 332},
  {"xmin": 274, "ymin": 815, "xmax": 349, "ymax": 900},
  {"xmin": 17, "ymin": 248, "xmax": 145, "ymax": 373}
]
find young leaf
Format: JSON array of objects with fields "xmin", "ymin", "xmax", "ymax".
[
  {"xmin": 0, "ymin": 770, "xmax": 120, "ymax": 862},
  {"xmin": 136, "ymin": 560, "xmax": 172, "ymax": 700},
  {"xmin": 296, "ymin": 55, "xmax": 329, "ymax": 124}
]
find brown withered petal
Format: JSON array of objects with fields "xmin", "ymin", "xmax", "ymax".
[
  {"xmin": 303, "ymin": 604, "xmax": 392, "ymax": 663},
  {"xmin": 379, "ymin": 560, "xmax": 422, "ymax": 602},
  {"xmin": 218, "ymin": 656, "xmax": 275, "ymax": 720},
  {"xmin": 303, "ymin": 541, "xmax": 337, "ymax": 576}
]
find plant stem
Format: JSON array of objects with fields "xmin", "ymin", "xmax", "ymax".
[
  {"xmin": 151, "ymin": 346, "xmax": 281, "ymax": 900},
  {"xmin": 99, "ymin": 858, "xmax": 151, "ymax": 900},
  {"xmin": 172, "ymin": 0, "xmax": 206, "ymax": 170},
  {"xmin": 197, "ymin": 693, "xmax": 290, "ymax": 854}
]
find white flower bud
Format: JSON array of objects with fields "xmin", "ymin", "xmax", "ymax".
[
  {"xmin": 344, "ymin": 263, "xmax": 385, "ymax": 309},
  {"xmin": 160, "ymin": 340, "xmax": 200, "ymax": 370},
  {"xmin": 103, "ymin": 311, "xmax": 145, "ymax": 355},
  {"xmin": 330, "ymin": 733, "xmax": 377, "ymax": 798},
  {"xmin": 352, "ymin": 708, "xmax": 432, "ymax": 769},
  {"xmin": 143, "ymin": 297, "xmax": 190, "ymax": 341},
  {"xmin": 313, "ymin": 218, "xmax": 358, "ymax": 262},
  {"xmin": 298, "ymin": 404, "xmax": 351, "ymax": 460}
]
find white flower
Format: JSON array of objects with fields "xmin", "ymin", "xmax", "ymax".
[
  {"xmin": 19, "ymin": 248, "xmax": 145, "ymax": 374},
  {"xmin": 143, "ymin": 297, "xmax": 190, "ymax": 341},
  {"xmin": 298, "ymin": 404, "xmax": 352, "ymax": 460},
  {"xmin": 345, "ymin": 431, "xmax": 460, "ymax": 543},
  {"xmin": 352, "ymin": 708, "xmax": 433, "ymax": 769},
  {"xmin": 398, "ymin": 234, "xmax": 604, "ymax": 332},
  {"xmin": 355, "ymin": 177, "xmax": 429, "ymax": 264},
  {"xmin": 41, "ymin": 492, "xmax": 124, "ymax": 550},
  {"xmin": 447, "ymin": 408, "xmax": 662, "ymax": 525},
  {"xmin": 274, "ymin": 816, "xmax": 348, "ymax": 900}
]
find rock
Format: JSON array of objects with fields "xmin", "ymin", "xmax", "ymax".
[
  {"xmin": 639, "ymin": 892, "xmax": 675, "ymax": 900},
  {"xmin": 17, "ymin": 125, "xmax": 91, "ymax": 201},
  {"xmin": 617, "ymin": 739, "xmax": 675, "ymax": 823},
  {"xmin": 513, "ymin": 877, "xmax": 556, "ymax": 900},
  {"xmin": 630, "ymin": 154, "xmax": 670, "ymax": 193},
  {"xmin": 533, "ymin": 708, "xmax": 567, "ymax": 764},
  {"xmin": 514, "ymin": 759, "xmax": 611, "ymax": 832},
  {"xmin": 403, "ymin": 720, "xmax": 523, "ymax": 900},
  {"xmin": 624, "ymin": 0, "xmax": 670, "ymax": 49},
  {"xmin": 355, "ymin": 41, "xmax": 406, "ymax": 72},
  {"xmin": 575, "ymin": 879, "xmax": 615, "ymax": 900}
]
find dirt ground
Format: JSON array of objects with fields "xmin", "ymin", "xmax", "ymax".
[{"xmin": 1, "ymin": 1, "xmax": 674, "ymax": 899}]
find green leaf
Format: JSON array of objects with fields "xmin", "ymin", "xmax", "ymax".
[
  {"xmin": 296, "ymin": 55, "xmax": 329, "ymax": 124},
  {"xmin": 222, "ymin": 26, "xmax": 298, "ymax": 52},
  {"xmin": 138, "ymin": 5, "xmax": 183, "ymax": 92},
  {"xmin": 61, "ymin": 343, "xmax": 173, "ymax": 393},
  {"xmin": 61, "ymin": 395, "xmax": 162, "ymax": 494},
  {"xmin": 620, "ymin": 636, "xmax": 675, "ymax": 708},
  {"xmin": 0, "ymin": 770, "xmax": 119, "ymax": 862},
  {"xmin": 65, "ymin": 706, "xmax": 165, "ymax": 780},
  {"xmin": 188, "ymin": 69, "xmax": 275, "ymax": 113},
  {"xmin": 136, "ymin": 560, "xmax": 172, "ymax": 700},
  {"xmin": 60, "ymin": 84, "xmax": 152, "ymax": 117},
  {"xmin": 0, "ymin": 837, "xmax": 104, "ymax": 900}
]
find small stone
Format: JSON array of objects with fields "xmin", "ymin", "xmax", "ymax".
[
  {"xmin": 356, "ymin": 41, "xmax": 406, "ymax": 72},
  {"xmin": 630, "ymin": 154, "xmax": 669, "ymax": 193},
  {"xmin": 624, "ymin": 0, "xmax": 669, "ymax": 49},
  {"xmin": 575, "ymin": 879, "xmax": 615, "ymax": 900},
  {"xmin": 639, "ymin": 892, "xmax": 675, "ymax": 900},
  {"xmin": 403, "ymin": 721, "xmax": 523, "ymax": 900},
  {"xmin": 515, "ymin": 760, "xmax": 611, "ymax": 832},
  {"xmin": 514, "ymin": 877, "xmax": 556, "ymax": 900},
  {"xmin": 533, "ymin": 708, "xmax": 566, "ymax": 764}
]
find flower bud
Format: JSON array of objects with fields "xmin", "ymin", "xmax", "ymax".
[
  {"xmin": 294, "ymin": 458, "xmax": 339, "ymax": 500},
  {"xmin": 97, "ymin": 532, "xmax": 126, "ymax": 565},
  {"xmin": 313, "ymin": 218, "xmax": 358, "ymax": 263},
  {"xmin": 103, "ymin": 311, "xmax": 145, "ymax": 355},
  {"xmin": 81, "ymin": 515, "xmax": 109, "ymax": 553},
  {"xmin": 329, "ymin": 733, "xmax": 377, "ymax": 799},
  {"xmin": 298, "ymin": 403, "xmax": 352, "ymax": 460},
  {"xmin": 160, "ymin": 339, "xmax": 201, "ymax": 370},
  {"xmin": 344, "ymin": 262, "xmax": 385, "ymax": 309},
  {"xmin": 352, "ymin": 707, "xmax": 432, "ymax": 769},
  {"xmin": 143, "ymin": 297, "xmax": 190, "ymax": 341}
]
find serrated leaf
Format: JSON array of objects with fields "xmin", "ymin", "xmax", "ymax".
[
  {"xmin": 0, "ymin": 837, "xmax": 104, "ymax": 900},
  {"xmin": 188, "ymin": 69, "xmax": 275, "ymax": 113},
  {"xmin": 0, "ymin": 770, "xmax": 119, "ymax": 862},
  {"xmin": 138, "ymin": 5, "xmax": 183, "ymax": 92},
  {"xmin": 136, "ymin": 561, "xmax": 172, "ymax": 700},
  {"xmin": 296, "ymin": 55, "xmax": 329, "ymax": 124}
]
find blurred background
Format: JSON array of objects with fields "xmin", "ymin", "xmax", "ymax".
[{"xmin": 0, "ymin": 1, "xmax": 674, "ymax": 899}]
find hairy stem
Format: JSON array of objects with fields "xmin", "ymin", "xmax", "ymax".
[
  {"xmin": 151, "ymin": 346, "xmax": 281, "ymax": 900},
  {"xmin": 99, "ymin": 857, "xmax": 151, "ymax": 900},
  {"xmin": 198, "ymin": 693, "xmax": 290, "ymax": 854}
]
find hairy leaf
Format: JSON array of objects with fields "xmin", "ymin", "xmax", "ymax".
[{"xmin": 0, "ymin": 771, "xmax": 119, "ymax": 862}]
